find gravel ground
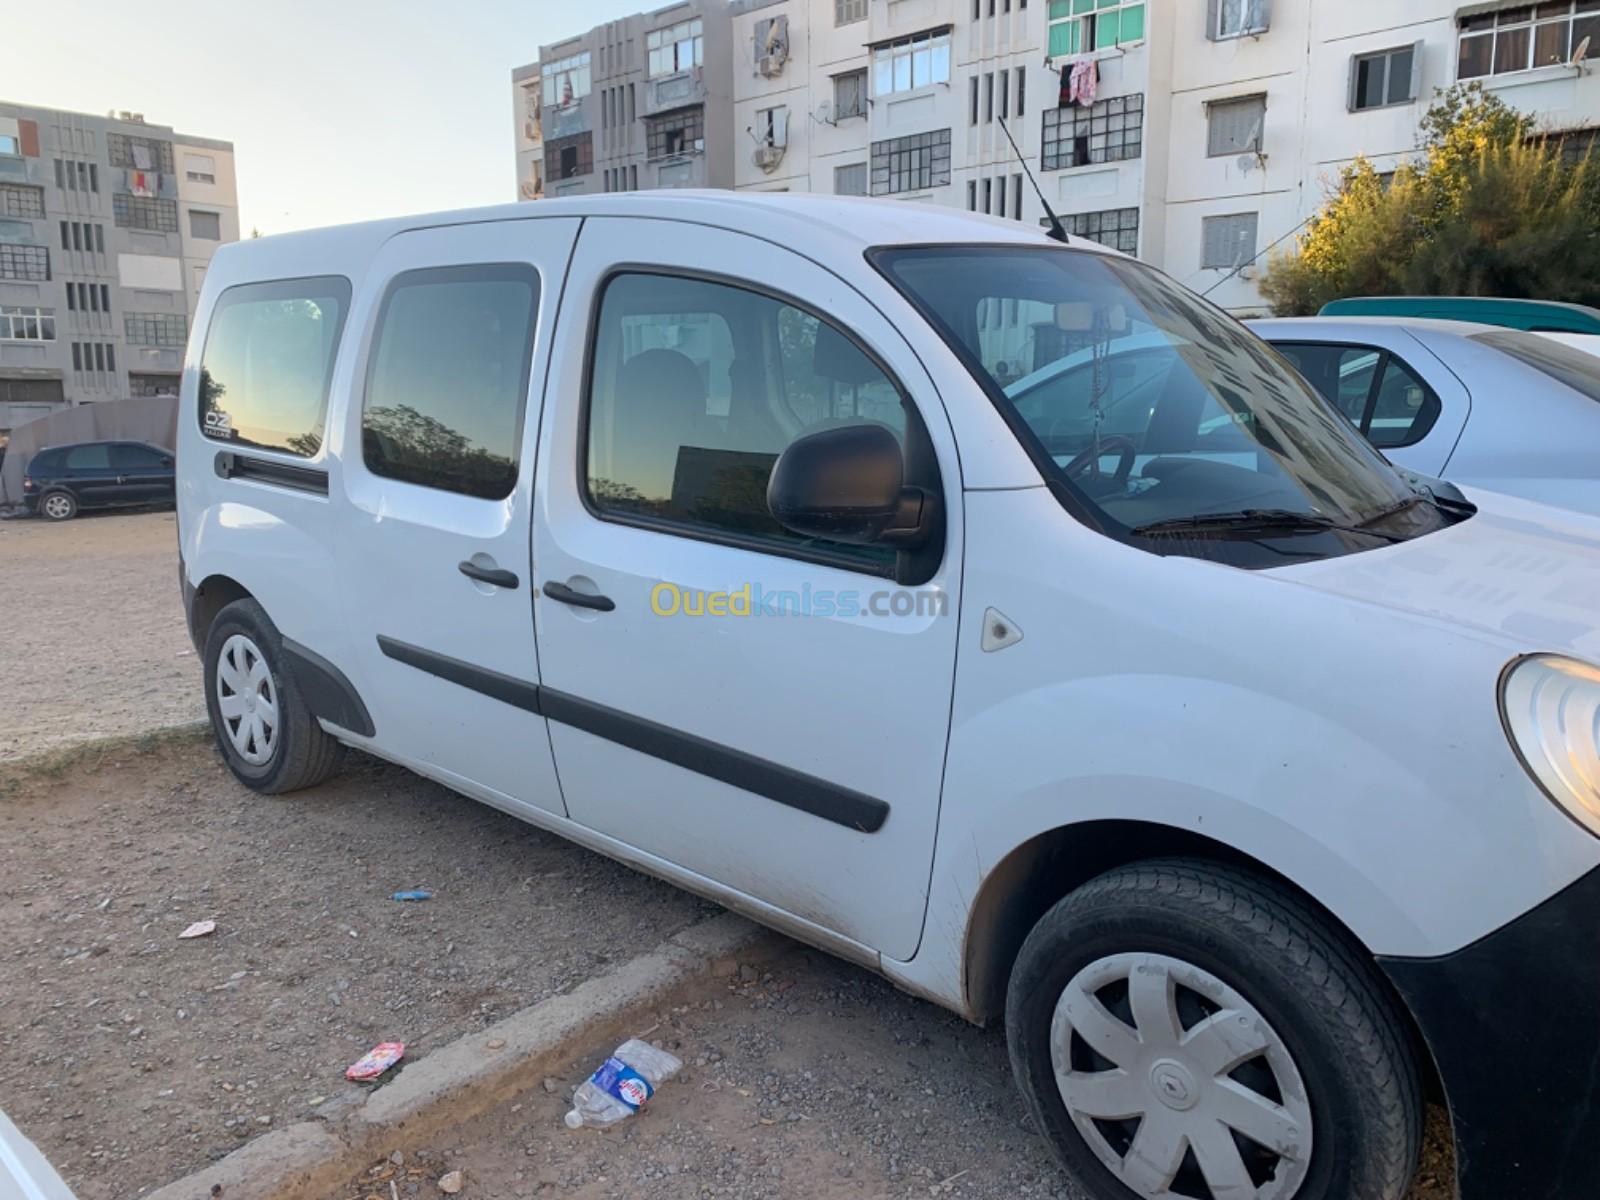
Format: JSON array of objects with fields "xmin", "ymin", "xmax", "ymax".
[
  {"xmin": 0, "ymin": 738, "xmax": 716, "ymax": 1200},
  {"xmin": 0, "ymin": 509, "xmax": 201, "ymax": 760},
  {"xmin": 348, "ymin": 944, "xmax": 1456, "ymax": 1200}
]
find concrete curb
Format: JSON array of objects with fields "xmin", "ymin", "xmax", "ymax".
[{"xmin": 141, "ymin": 912, "xmax": 778, "ymax": 1200}]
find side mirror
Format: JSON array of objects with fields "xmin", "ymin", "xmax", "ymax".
[
  {"xmin": 766, "ymin": 423, "xmax": 934, "ymax": 548},
  {"xmin": 161, "ymin": 457, "xmax": 175, "ymax": 469}
]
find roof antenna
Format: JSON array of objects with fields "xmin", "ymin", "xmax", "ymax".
[{"xmin": 997, "ymin": 114, "xmax": 1069, "ymax": 244}]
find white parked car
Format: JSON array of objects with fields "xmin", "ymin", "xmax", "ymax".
[
  {"xmin": 0, "ymin": 1107, "xmax": 76, "ymax": 1200},
  {"xmin": 178, "ymin": 194, "xmax": 1600, "ymax": 1200},
  {"xmin": 1252, "ymin": 316, "xmax": 1600, "ymax": 515}
]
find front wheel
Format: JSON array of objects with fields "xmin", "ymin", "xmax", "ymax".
[
  {"xmin": 1006, "ymin": 860, "xmax": 1421, "ymax": 1200},
  {"xmin": 203, "ymin": 598, "xmax": 344, "ymax": 793}
]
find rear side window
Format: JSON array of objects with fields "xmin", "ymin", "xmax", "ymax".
[
  {"xmin": 584, "ymin": 271, "xmax": 907, "ymax": 569},
  {"xmin": 111, "ymin": 443, "xmax": 169, "ymax": 469},
  {"xmin": 65, "ymin": 444, "xmax": 111, "ymax": 469},
  {"xmin": 1273, "ymin": 341, "xmax": 1440, "ymax": 449},
  {"xmin": 1474, "ymin": 330, "xmax": 1600, "ymax": 403},
  {"xmin": 362, "ymin": 264, "xmax": 539, "ymax": 500},
  {"xmin": 29, "ymin": 449, "xmax": 63, "ymax": 473},
  {"xmin": 198, "ymin": 276, "xmax": 351, "ymax": 457}
]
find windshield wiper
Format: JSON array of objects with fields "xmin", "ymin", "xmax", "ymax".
[{"xmin": 1132, "ymin": 508, "xmax": 1406, "ymax": 542}]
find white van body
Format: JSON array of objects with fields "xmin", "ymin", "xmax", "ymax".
[{"xmin": 178, "ymin": 194, "xmax": 1600, "ymax": 1200}]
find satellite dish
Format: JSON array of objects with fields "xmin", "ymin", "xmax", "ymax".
[
  {"xmin": 1574, "ymin": 36, "xmax": 1591, "ymax": 66},
  {"xmin": 1236, "ymin": 153, "xmax": 1257, "ymax": 174}
]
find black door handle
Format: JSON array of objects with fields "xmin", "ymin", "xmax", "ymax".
[
  {"xmin": 542, "ymin": 581, "xmax": 615, "ymax": 612},
  {"xmin": 459, "ymin": 561, "xmax": 519, "ymax": 589}
]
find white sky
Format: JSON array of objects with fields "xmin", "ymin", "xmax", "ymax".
[{"xmin": 7, "ymin": 0, "xmax": 658, "ymax": 235}]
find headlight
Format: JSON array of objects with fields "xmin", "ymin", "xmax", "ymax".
[{"xmin": 1500, "ymin": 654, "xmax": 1600, "ymax": 838}]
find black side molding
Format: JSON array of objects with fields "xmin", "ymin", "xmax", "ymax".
[
  {"xmin": 282, "ymin": 638, "xmax": 376, "ymax": 738},
  {"xmin": 215, "ymin": 451, "xmax": 329, "ymax": 495},
  {"xmin": 375, "ymin": 635, "xmax": 889, "ymax": 834},
  {"xmin": 377, "ymin": 636, "xmax": 542, "ymax": 714}
]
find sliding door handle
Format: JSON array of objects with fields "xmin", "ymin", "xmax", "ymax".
[
  {"xmin": 542, "ymin": 581, "xmax": 615, "ymax": 612},
  {"xmin": 459, "ymin": 561, "xmax": 519, "ymax": 589}
]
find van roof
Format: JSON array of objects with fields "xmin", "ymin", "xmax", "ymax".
[{"xmin": 214, "ymin": 191, "xmax": 1105, "ymax": 281}]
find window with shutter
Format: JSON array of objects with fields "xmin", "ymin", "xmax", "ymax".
[
  {"xmin": 1200, "ymin": 213, "xmax": 1258, "ymax": 269},
  {"xmin": 1206, "ymin": 94, "xmax": 1266, "ymax": 157}
]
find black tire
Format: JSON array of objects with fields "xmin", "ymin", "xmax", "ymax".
[
  {"xmin": 39, "ymin": 490, "xmax": 77, "ymax": 521},
  {"xmin": 202, "ymin": 598, "xmax": 344, "ymax": 793},
  {"xmin": 1005, "ymin": 859, "xmax": 1421, "ymax": 1200}
]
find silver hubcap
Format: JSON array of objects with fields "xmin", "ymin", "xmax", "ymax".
[
  {"xmin": 1051, "ymin": 953, "xmax": 1313, "ymax": 1199},
  {"xmin": 215, "ymin": 634, "xmax": 278, "ymax": 766},
  {"xmin": 43, "ymin": 495, "xmax": 70, "ymax": 518}
]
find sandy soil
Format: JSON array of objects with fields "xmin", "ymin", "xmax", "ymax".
[
  {"xmin": 342, "ymin": 944, "xmax": 1456, "ymax": 1200},
  {"xmin": 0, "ymin": 510, "xmax": 202, "ymax": 760},
  {"xmin": 0, "ymin": 739, "xmax": 716, "ymax": 1200}
]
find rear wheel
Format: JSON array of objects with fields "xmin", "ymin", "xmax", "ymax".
[
  {"xmin": 40, "ymin": 491, "xmax": 77, "ymax": 521},
  {"xmin": 1005, "ymin": 860, "xmax": 1420, "ymax": 1200},
  {"xmin": 203, "ymin": 598, "xmax": 344, "ymax": 793}
]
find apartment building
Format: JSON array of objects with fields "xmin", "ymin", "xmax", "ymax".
[
  {"xmin": 0, "ymin": 103, "xmax": 238, "ymax": 435},
  {"xmin": 723, "ymin": 0, "xmax": 1600, "ymax": 313},
  {"xmin": 510, "ymin": 0, "xmax": 737, "ymax": 202}
]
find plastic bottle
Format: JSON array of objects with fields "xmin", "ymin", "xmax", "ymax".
[{"xmin": 563, "ymin": 1038, "xmax": 684, "ymax": 1129}]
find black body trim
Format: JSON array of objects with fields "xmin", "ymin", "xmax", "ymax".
[
  {"xmin": 1379, "ymin": 864, "xmax": 1600, "ymax": 1200},
  {"xmin": 282, "ymin": 638, "xmax": 377, "ymax": 738},
  {"xmin": 374, "ymin": 635, "xmax": 889, "ymax": 834},
  {"xmin": 214, "ymin": 451, "xmax": 329, "ymax": 495},
  {"xmin": 377, "ymin": 636, "xmax": 542, "ymax": 714}
]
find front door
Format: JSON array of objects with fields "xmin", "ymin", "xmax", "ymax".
[
  {"xmin": 531, "ymin": 218, "xmax": 964, "ymax": 960},
  {"xmin": 333, "ymin": 218, "xmax": 581, "ymax": 817}
]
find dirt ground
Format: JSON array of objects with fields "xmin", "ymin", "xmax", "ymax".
[
  {"xmin": 342, "ymin": 944, "xmax": 1456, "ymax": 1200},
  {"xmin": 0, "ymin": 510, "xmax": 202, "ymax": 760},
  {"xmin": 0, "ymin": 739, "xmax": 717, "ymax": 1200}
]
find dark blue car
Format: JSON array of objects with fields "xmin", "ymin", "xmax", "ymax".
[{"xmin": 23, "ymin": 440, "xmax": 175, "ymax": 521}]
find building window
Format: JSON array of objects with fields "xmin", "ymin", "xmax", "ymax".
[
  {"xmin": 1016, "ymin": 67, "xmax": 1027, "ymax": 117},
  {"xmin": 113, "ymin": 194, "xmax": 180, "ymax": 233},
  {"xmin": 106, "ymin": 133, "xmax": 175, "ymax": 173},
  {"xmin": 0, "ymin": 306, "xmax": 55, "ymax": 341},
  {"xmin": 754, "ymin": 106, "xmax": 790, "ymax": 150},
  {"xmin": 836, "ymin": 0, "xmax": 868, "ymax": 24},
  {"xmin": 835, "ymin": 162, "xmax": 869, "ymax": 195},
  {"xmin": 0, "ymin": 134, "xmax": 18, "ymax": 157},
  {"xmin": 983, "ymin": 178, "xmax": 993, "ymax": 213},
  {"xmin": 1013, "ymin": 173, "xmax": 1024, "ymax": 219},
  {"xmin": 0, "ymin": 184, "xmax": 44, "ymax": 218},
  {"xmin": 999, "ymin": 70, "xmax": 1010, "ymax": 120},
  {"xmin": 1209, "ymin": 0, "xmax": 1271, "ymax": 41},
  {"xmin": 646, "ymin": 107, "xmax": 705, "ymax": 159},
  {"xmin": 648, "ymin": 18, "xmax": 704, "ymax": 78},
  {"xmin": 189, "ymin": 210, "xmax": 222, "ymax": 240},
  {"xmin": 1042, "ymin": 93, "xmax": 1145, "ymax": 170},
  {"xmin": 1064, "ymin": 207, "xmax": 1139, "ymax": 253},
  {"xmin": 1201, "ymin": 212, "xmax": 1259, "ymax": 269},
  {"xmin": 970, "ymin": 76, "xmax": 981, "ymax": 125},
  {"xmin": 129, "ymin": 372, "xmax": 181, "ymax": 398},
  {"xmin": 125, "ymin": 311, "xmax": 189, "ymax": 346},
  {"xmin": 185, "ymin": 153, "xmax": 216, "ymax": 184},
  {"xmin": 870, "ymin": 128, "xmax": 952, "ymax": 196},
  {"xmin": 0, "ymin": 243, "xmax": 48, "ymax": 281},
  {"xmin": 872, "ymin": 29, "xmax": 953, "ymax": 96},
  {"xmin": 1458, "ymin": 3, "xmax": 1597, "ymax": 79},
  {"xmin": 1048, "ymin": 0, "xmax": 1146, "ymax": 57},
  {"xmin": 1350, "ymin": 44, "xmax": 1421, "ymax": 111},
  {"xmin": 985, "ymin": 72, "xmax": 995, "ymax": 122},
  {"xmin": 834, "ymin": 70, "xmax": 869, "ymax": 120},
  {"xmin": 542, "ymin": 51, "xmax": 593, "ymax": 107},
  {"xmin": 545, "ymin": 132, "xmax": 594, "ymax": 180},
  {"xmin": 1206, "ymin": 94, "xmax": 1266, "ymax": 157}
]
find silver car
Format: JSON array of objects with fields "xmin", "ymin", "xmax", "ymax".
[{"xmin": 1252, "ymin": 316, "xmax": 1600, "ymax": 515}]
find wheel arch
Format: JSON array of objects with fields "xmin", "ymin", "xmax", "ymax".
[
  {"xmin": 187, "ymin": 572, "xmax": 254, "ymax": 652},
  {"xmin": 959, "ymin": 819, "xmax": 1440, "ymax": 1100}
]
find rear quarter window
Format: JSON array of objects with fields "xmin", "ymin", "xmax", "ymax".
[{"xmin": 198, "ymin": 276, "xmax": 352, "ymax": 457}]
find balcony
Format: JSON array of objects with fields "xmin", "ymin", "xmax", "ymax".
[{"xmin": 643, "ymin": 68, "xmax": 707, "ymax": 119}]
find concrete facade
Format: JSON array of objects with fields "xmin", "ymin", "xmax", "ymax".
[
  {"xmin": 510, "ymin": 0, "xmax": 737, "ymax": 202},
  {"xmin": 717, "ymin": 0, "xmax": 1600, "ymax": 313},
  {"xmin": 0, "ymin": 103, "xmax": 238, "ymax": 435}
]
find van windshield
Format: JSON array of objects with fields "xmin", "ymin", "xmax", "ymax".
[{"xmin": 873, "ymin": 246, "xmax": 1439, "ymax": 562}]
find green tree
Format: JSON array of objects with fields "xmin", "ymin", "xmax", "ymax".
[{"xmin": 1260, "ymin": 83, "xmax": 1600, "ymax": 315}]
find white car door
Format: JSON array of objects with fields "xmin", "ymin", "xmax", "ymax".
[
  {"xmin": 530, "ymin": 217, "xmax": 964, "ymax": 961},
  {"xmin": 332, "ymin": 218, "xmax": 580, "ymax": 818}
]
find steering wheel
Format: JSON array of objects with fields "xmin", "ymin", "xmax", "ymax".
[{"xmin": 1064, "ymin": 435, "xmax": 1138, "ymax": 487}]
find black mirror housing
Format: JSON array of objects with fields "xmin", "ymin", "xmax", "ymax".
[{"xmin": 766, "ymin": 423, "xmax": 934, "ymax": 548}]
